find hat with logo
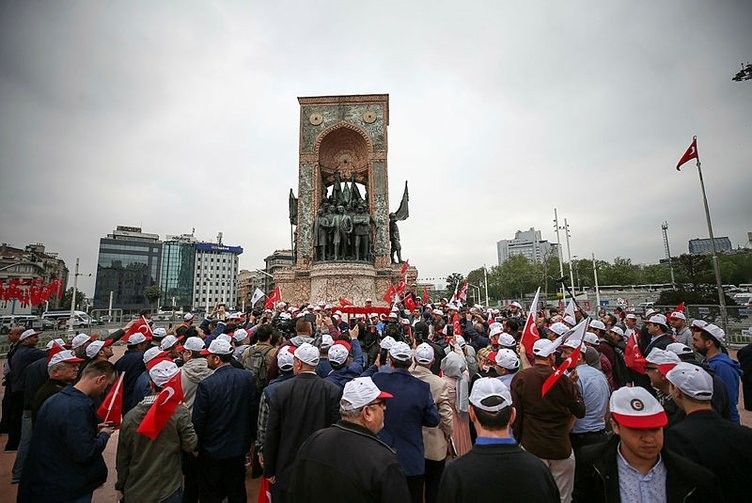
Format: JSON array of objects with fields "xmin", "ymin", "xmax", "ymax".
[
  {"xmin": 143, "ymin": 347, "xmax": 168, "ymax": 368},
  {"xmin": 690, "ymin": 319, "xmax": 708, "ymax": 330},
  {"xmin": 589, "ymin": 320, "xmax": 606, "ymax": 331},
  {"xmin": 609, "ymin": 326, "xmax": 625, "ymax": 338},
  {"xmin": 454, "ymin": 335, "xmax": 467, "ymax": 348},
  {"xmin": 549, "ymin": 322, "xmax": 570, "ymax": 336},
  {"xmin": 160, "ymin": 335, "xmax": 183, "ymax": 351},
  {"xmin": 149, "ymin": 360, "xmax": 180, "ymax": 387},
  {"xmin": 532, "ymin": 338, "xmax": 555, "ymax": 357},
  {"xmin": 665, "ymin": 362, "xmax": 713, "ymax": 401},
  {"xmin": 610, "ymin": 386, "xmax": 667, "ymax": 429},
  {"xmin": 563, "ymin": 338, "xmax": 584, "ymax": 350},
  {"xmin": 340, "ymin": 377, "xmax": 393, "ymax": 411},
  {"xmin": 127, "ymin": 332, "xmax": 148, "ymax": 345},
  {"xmin": 46, "ymin": 338, "xmax": 67, "ymax": 349},
  {"xmin": 647, "ymin": 314, "xmax": 668, "ymax": 328},
  {"xmin": 320, "ymin": 334, "xmax": 334, "ymax": 350},
  {"xmin": 701, "ymin": 323, "xmax": 725, "ymax": 343},
  {"xmin": 183, "ymin": 313, "xmax": 194, "ymax": 321},
  {"xmin": 379, "ymin": 336, "xmax": 396, "ymax": 351},
  {"xmin": 489, "ymin": 325, "xmax": 504, "ymax": 338},
  {"xmin": 71, "ymin": 333, "xmax": 95, "ymax": 349},
  {"xmin": 277, "ymin": 346, "xmax": 295, "ymax": 371},
  {"xmin": 494, "ymin": 348, "xmax": 520, "ymax": 370},
  {"xmin": 19, "ymin": 329, "xmax": 42, "ymax": 341},
  {"xmin": 389, "ymin": 341, "xmax": 412, "ymax": 362},
  {"xmin": 645, "ymin": 348, "xmax": 681, "ymax": 375},
  {"xmin": 469, "ymin": 377, "xmax": 512, "ymax": 412},
  {"xmin": 498, "ymin": 333, "xmax": 516, "ymax": 348},
  {"xmin": 200, "ymin": 338, "xmax": 233, "ymax": 356},
  {"xmin": 666, "ymin": 342, "xmax": 694, "ymax": 357},
  {"xmin": 85, "ymin": 338, "xmax": 114, "ymax": 358},
  {"xmin": 328, "ymin": 343, "xmax": 350, "ymax": 366},
  {"xmin": 294, "ymin": 342, "xmax": 320, "ymax": 366},
  {"xmin": 48, "ymin": 349, "xmax": 84, "ymax": 369},
  {"xmin": 669, "ymin": 311, "xmax": 686, "ymax": 321},
  {"xmin": 182, "ymin": 337, "xmax": 205, "ymax": 352},
  {"xmin": 414, "ymin": 343, "xmax": 435, "ymax": 365},
  {"xmin": 584, "ymin": 332, "xmax": 600, "ymax": 345},
  {"xmin": 152, "ymin": 327, "xmax": 167, "ymax": 338}
]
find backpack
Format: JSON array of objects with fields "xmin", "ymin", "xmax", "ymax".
[{"xmin": 244, "ymin": 344, "xmax": 275, "ymax": 392}]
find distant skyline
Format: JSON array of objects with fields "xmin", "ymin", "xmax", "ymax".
[{"xmin": 2, "ymin": 1, "xmax": 750, "ymax": 296}]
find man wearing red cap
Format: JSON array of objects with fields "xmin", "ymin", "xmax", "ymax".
[{"xmin": 574, "ymin": 386, "xmax": 719, "ymax": 502}]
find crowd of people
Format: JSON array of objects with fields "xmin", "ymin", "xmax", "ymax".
[{"xmin": 2, "ymin": 292, "xmax": 752, "ymax": 502}]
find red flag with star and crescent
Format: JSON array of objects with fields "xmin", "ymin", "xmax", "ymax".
[
  {"xmin": 541, "ymin": 318, "xmax": 588, "ymax": 397},
  {"xmin": 676, "ymin": 137, "xmax": 698, "ymax": 171},
  {"xmin": 136, "ymin": 371, "xmax": 184, "ymax": 440},
  {"xmin": 383, "ymin": 284, "xmax": 397, "ymax": 304},
  {"xmin": 123, "ymin": 316, "xmax": 153, "ymax": 343},
  {"xmin": 422, "ymin": 287, "xmax": 429, "ymax": 304},
  {"xmin": 97, "ymin": 372, "xmax": 125, "ymax": 426},
  {"xmin": 520, "ymin": 288, "xmax": 541, "ymax": 354},
  {"xmin": 264, "ymin": 287, "xmax": 281, "ymax": 310},
  {"xmin": 452, "ymin": 313, "xmax": 462, "ymax": 336},
  {"xmin": 625, "ymin": 332, "xmax": 647, "ymax": 374}
]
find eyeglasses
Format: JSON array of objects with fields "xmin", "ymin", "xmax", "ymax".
[{"xmin": 366, "ymin": 400, "xmax": 385, "ymax": 409}]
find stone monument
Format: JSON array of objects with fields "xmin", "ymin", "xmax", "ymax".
[{"xmin": 275, "ymin": 94, "xmax": 415, "ymax": 305}]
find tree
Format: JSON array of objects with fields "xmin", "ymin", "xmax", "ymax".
[
  {"xmin": 61, "ymin": 288, "xmax": 86, "ymax": 311},
  {"xmin": 599, "ymin": 257, "xmax": 639, "ymax": 286},
  {"xmin": 674, "ymin": 254, "xmax": 713, "ymax": 290},
  {"xmin": 491, "ymin": 255, "xmax": 538, "ymax": 299},
  {"xmin": 143, "ymin": 285, "xmax": 163, "ymax": 310}
]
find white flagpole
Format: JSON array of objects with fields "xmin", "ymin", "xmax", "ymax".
[
  {"xmin": 103, "ymin": 372, "xmax": 124, "ymax": 423},
  {"xmin": 693, "ymin": 137, "xmax": 728, "ymax": 331}
]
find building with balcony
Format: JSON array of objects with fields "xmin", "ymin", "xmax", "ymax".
[
  {"xmin": 192, "ymin": 240, "xmax": 243, "ymax": 311},
  {"xmin": 0, "ymin": 243, "xmax": 68, "ymax": 315}
]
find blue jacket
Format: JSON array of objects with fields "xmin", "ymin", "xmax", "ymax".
[
  {"xmin": 192, "ymin": 364, "xmax": 255, "ymax": 458},
  {"xmin": 131, "ymin": 370, "xmax": 151, "ymax": 409},
  {"xmin": 9, "ymin": 344, "xmax": 46, "ymax": 391},
  {"xmin": 326, "ymin": 340, "xmax": 365, "ymax": 388},
  {"xmin": 114, "ymin": 348, "xmax": 146, "ymax": 415},
  {"xmin": 316, "ymin": 358, "xmax": 332, "ymax": 378},
  {"xmin": 19, "ymin": 385, "xmax": 110, "ymax": 502},
  {"xmin": 706, "ymin": 352, "xmax": 742, "ymax": 423},
  {"xmin": 373, "ymin": 368, "xmax": 439, "ymax": 476}
]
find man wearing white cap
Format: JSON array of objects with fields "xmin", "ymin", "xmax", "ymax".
[
  {"xmin": 264, "ymin": 342, "xmax": 342, "ymax": 503},
  {"xmin": 372, "ymin": 341, "xmax": 439, "ymax": 503},
  {"xmin": 437, "ymin": 378, "xmax": 559, "ymax": 503},
  {"xmin": 192, "ymin": 338, "xmax": 256, "ymax": 502},
  {"xmin": 19, "ymin": 361, "xmax": 117, "ymax": 502},
  {"xmin": 255, "ymin": 347, "xmax": 296, "ymax": 471},
  {"xmin": 115, "ymin": 332, "xmax": 151, "ymax": 416},
  {"xmin": 691, "ymin": 321, "xmax": 741, "ymax": 423},
  {"xmin": 5, "ymin": 329, "xmax": 45, "ymax": 452},
  {"xmin": 664, "ymin": 363, "xmax": 752, "ymax": 503},
  {"xmin": 574, "ymin": 386, "xmax": 719, "ymax": 502},
  {"xmin": 511, "ymin": 338, "xmax": 584, "ymax": 503},
  {"xmin": 641, "ymin": 313, "xmax": 673, "ymax": 356},
  {"xmin": 289, "ymin": 377, "xmax": 410, "ymax": 502},
  {"xmin": 410, "ymin": 343, "xmax": 453, "ymax": 503},
  {"xmin": 116, "ymin": 360, "xmax": 198, "ymax": 503},
  {"xmin": 668, "ymin": 311, "xmax": 691, "ymax": 347},
  {"xmin": 643, "ymin": 348, "xmax": 684, "ymax": 426}
]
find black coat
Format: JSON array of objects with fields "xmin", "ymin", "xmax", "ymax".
[
  {"xmin": 114, "ymin": 348, "xmax": 146, "ymax": 415},
  {"xmin": 665, "ymin": 409, "xmax": 752, "ymax": 502},
  {"xmin": 574, "ymin": 436, "xmax": 720, "ymax": 502},
  {"xmin": 289, "ymin": 421, "xmax": 410, "ymax": 503},
  {"xmin": 263, "ymin": 372, "xmax": 342, "ymax": 488}
]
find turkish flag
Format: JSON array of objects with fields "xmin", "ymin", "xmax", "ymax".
[
  {"xmin": 97, "ymin": 372, "xmax": 125, "ymax": 426},
  {"xmin": 520, "ymin": 313, "xmax": 540, "ymax": 355},
  {"xmin": 457, "ymin": 282, "xmax": 469, "ymax": 303},
  {"xmin": 542, "ymin": 341, "xmax": 582, "ymax": 397},
  {"xmin": 422, "ymin": 287, "xmax": 429, "ymax": 304},
  {"xmin": 124, "ymin": 316, "xmax": 153, "ymax": 343},
  {"xmin": 625, "ymin": 332, "xmax": 646, "ymax": 374},
  {"xmin": 676, "ymin": 137, "xmax": 698, "ymax": 171},
  {"xmin": 452, "ymin": 313, "xmax": 462, "ymax": 336},
  {"xmin": 137, "ymin": 371, "xmax": 184, "ymax": 440},
  {"xmin": 674, "ymin": 301, "xmax": 686, "ymax": 313},
  {"xmin": 264, "ymin": 287, "xmax": 281, "ymax": 310},
  {"xmin": 338, "ymin": 296, "xmax": 353, "ymax": 307},
  {"xmin": 383, "ymin": 284, "xmax": 397, "ymax": 304},
  {"xmin": 404, "ymin": 296, "xmax": 416, "ymax": 312},
  {"xmin": 400, "ymin": 260, "xmax": 410, "ymax": 276},
  {"xmin": 258, "ymin": 477, "xmax": 272, "ymax": 503}
]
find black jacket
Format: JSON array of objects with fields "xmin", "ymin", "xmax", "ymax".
[
  {"xmin": 114, "ymin": 348, "xmax": 146, "ymax": 415},
  {"xmin": 289, "ymin": 421, "xmax": 410, "ymax": 503},
  {"xmin": 192, "ymin": 364, "xmax": 255, "ymax": 459},
  {"xmin": 665, "ymin": 409, "xmax": 752, "ymax": 502},
  {"xmin": 574, "ymin": 436, "xmax": 720, "ymax": 502},
  {"xmin": 264, "ymin": 372, "xmax": 342, "ymax": 488},
  {"xmin": 438, "ymin": 442, "xmax": 560, "ymax": 503}
]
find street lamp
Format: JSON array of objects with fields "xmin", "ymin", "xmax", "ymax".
[{"xmin": 68, "ymin": 258, "xmax": 91, "ymax": 331}]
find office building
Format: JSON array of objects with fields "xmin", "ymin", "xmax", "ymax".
[
  {"xmin": 192, "ymin": 239, "xmax": 242, "ymax": 310},
  {"xmin": 497, "ymin": 228, "xmax": 558, "ymax": 265},
  {"xmin": 94, "ymin": 226, "xmax": 162, "ymax": 312},
  {"xmin": 238, "ymin": 269, "xmax": 267, "ymax": 309},
  {"xmin": 263, "ymin": 249, "xmax": 294, "ymax": 292},
  {"xmin": 159, "ymin": 234, "xmax": 198, "ymax": 311},
  {"xmin": 0, "ymin": 243, "xmax": 68, "ymax": 316},
  {"xmin": 688, "ymin": 237, "xmax": 732, "ymax": 255}
]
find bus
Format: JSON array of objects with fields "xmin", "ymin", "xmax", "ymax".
[{"xmin": 42, "ymin": 310, "xmax": 92, "ymax": 329}]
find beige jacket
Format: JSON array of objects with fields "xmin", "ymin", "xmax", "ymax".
[{"xmin": 411, "ymin": 365, "xmax": 453, "ymax": 461}]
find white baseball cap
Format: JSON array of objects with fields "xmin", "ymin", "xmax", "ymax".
[
  {"xmin": 152, "ymin": 327, "xmax": 167, "ymax": 338},
  {"xmin": 610, "ymin": 386, "xmax": 667, "ymax": 429},
  {"xmin": 294, "ymin": 342, "xmax": 320, "ymax": 366},
  {"xmin": 665, "ymin": 362, "xmax": 713, "ymax": 401},
  {"xmin": 563, "ymin": 315, "xmax": 576, "ymax": 326},
  {"xmin": 379, "ymin": 336, "xmax": 396, "ymax": 350},
  {"xmin": 340, "ymin": 377, "xmax": 393, "ymax": 411},
  {"xmin": 389, "ymin": 341, "xmax": 413, "ymax": 362},
  {"xmin": 320, "ymin": 334, "xmax": 334, "ymax": 349},
  {"xmin": 19, "ymin": 329, "xmax": 42, "ymax": 341},
  {"xmin": 510, "ymin": 301, "xmax": 523, "ymax": 309},
  {"xmin": 498, "ymin": 333, "xmax": 516, "ymax": 348},
  {"xmin": 469, "ymin": 377, "xmax": 512, "ymax": 412},
  {"xmin": 183, "ymin": 313, "xmax": 194, "ymax": 321},
  {"xmin": 563, "ymin": 338, "xmax": 584, "ymax": 350},
  {"xmin": 609, "ymin": 326, "xmax": 625, "ymax": 338},
  {"xmin": 71, "ymin": 333, "xmax": 95, "ymax": 349},
  {"xmin": 149, "ymin": 360, "xmax": 180, "ymax": 387},
  {"xmin": 414, "ymin": 343, "xmax": 435, "ymax": 365},
  {"xmin": 128, "ymin": 332, "xmax": 148, "ymax": 345},
  {"xmin": 700, "ymin": 323, "xmax": 725, "ymax": 343},
  {"xmin": 277, "ymin": 346, "xmax": 295, "ymax": 371},
  {"xmin": 625, "ymin": 313, "xmax": 638, "ymax": 320},
  {"xmin": 645, "ymin": 348, "xmax": 681, "ymax": 375},
  {"xmin": 85, "ymin": 339, "xmax": 113, "ymax": 358},
  {"xmin": 328, "ymin": 342, "xmax": 350, "ymax": 366},
  {"xmin": 494, "ymin": 349, "xmax": 520, "ymax": 370},
  {"xmin": 232, "ymin": 329, "xmax": 248, "ymax": 343},
  {"xmin": 160, "ymin": 335, "xmax": 181, "ymax": 351},
  {"xmin": 454, "ymin": 335, "xmax": 467, "ymax": 348},
  {"xmin": 584, "ymin": 332, "xmax": 600, "ymax": 346},
  {"xmin": 532, "ymin": 338, "xmax": 554, "ymax": 357},
  {"xmin": 432, "ymin": 308, "xmax": 444, "ymax": 316},
  {"xmin": 690, "ymin": 319, "xmax": 708, "ymax": 330},
  {"xmin": 666, "ymin": 342, "xmax": 694, "ymax": 357},
  {"xmin": 549, "ymin": 322, "xmax": 569, "ymax": 336},
  {"xmin": 647, "ymin": 314, "xmax": 668, "ymax": 327},
  {"xmin": 48, "ymin": 350, "xmax": 84, "ymax": 369},
  {"xmin": 216, "ymin": 334, "xmax": 232, "ymax": 345},
  {"xmin": 489, "ymin": 325, "xmax": 504, "ymax": 337},
  {"xmin": 182, "ymin": 337, "xmax": 205, "ymax": 352},
  {"xmin": 46, "ymin": 338, "xmax": 66, "ymax": 349},
  {"xmin": 143, "ymin": 347, "xmax": 165, "ymax": 364},
  {"xmin": 669, "ymin": 311, "xmax": 686, "ymax": 321},
  {"xmin": 589, "ymin": 320, "xmax": 606, "ymax": 331},
  {"xmin": 200, "ymin": 338, "xmax": 233, "ymax": 356}
]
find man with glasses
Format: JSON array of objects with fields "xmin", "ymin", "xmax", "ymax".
[{"xmin": 289, "ymin": 377, "xmax": 410, "ymax": 502}]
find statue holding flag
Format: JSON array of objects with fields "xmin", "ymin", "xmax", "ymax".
[{"xmin": 389, "ymin": 181, "xmax": 410, "ymax": 264}]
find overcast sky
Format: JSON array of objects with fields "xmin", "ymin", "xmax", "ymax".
[{"xmin": 1, "ymin": 1, "xmax": 750, "ymax": 296}]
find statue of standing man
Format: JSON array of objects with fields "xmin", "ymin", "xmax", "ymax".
[
  {"xmin": 331, "ymin": 205, "xmax": 353, "ymax": 261},
  {"xmin": 314, "ymin": 205, "xmax": 332, "ymax": 261},
  {"xmin": 352, "ymin": 203, "xmax": 374, "ymax": 261}
]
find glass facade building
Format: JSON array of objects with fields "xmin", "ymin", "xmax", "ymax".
[
  {"xmin": 160, "ymin": 237, "xmax": 197, "ymax": 311},
  {"xmin": 94, "ymin": 226, "xmax": 162, "ymax": 311},
  {"xmin": 192, "ymin": 243, "xmax": 242, "ymax": 310}
]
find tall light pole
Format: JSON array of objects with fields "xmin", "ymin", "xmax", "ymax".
[
  {"xmin": 483, "ymin": 264, "xmax": 490, "ymax": 307},
  {"xmin": 661, "ymin": 221, "xmax": 676, "ymax": 289},
  {"xmin": 68, "ymin": 258, "xmax": 91, "ymax": 331},
  {"xmin": 564, "ymin": 219, "xmax": 575, "ymax": 298},
  {"xmin": 553, "ymin": 209, "xmax": 566, "ymax": 302}
]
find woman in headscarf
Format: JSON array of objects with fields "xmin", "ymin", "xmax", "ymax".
[{"xmin": 440, "ymin": 347, "xmax": 472, "ymax": 457}]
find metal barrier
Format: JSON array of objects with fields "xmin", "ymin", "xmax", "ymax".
[{"xmin": 655, "ymin": 304, "xmax": 752, "ymax": 347}]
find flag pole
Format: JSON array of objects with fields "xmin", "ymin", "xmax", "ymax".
[{"xmin": 693, "ymin": 136, "xmax": 728, "ymax": 331}]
